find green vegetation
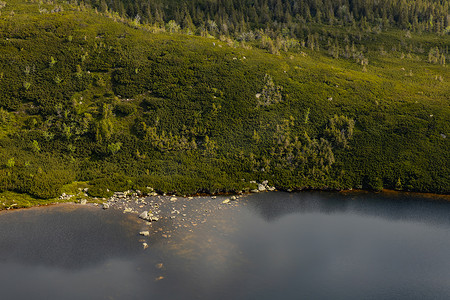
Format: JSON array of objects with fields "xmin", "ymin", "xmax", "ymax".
[{"xmin": 0, "ymin": 0, "xmax": 448, "ymax": 207}]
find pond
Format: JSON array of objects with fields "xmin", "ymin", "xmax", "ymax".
[{"xmin": 0, "ymin": 191, "xmax": 449, "ymax": 299}]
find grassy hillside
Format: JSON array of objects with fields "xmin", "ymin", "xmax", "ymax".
[{"xmin": 0, "ymin": 0, "xmax": 448, "ymax": 206}]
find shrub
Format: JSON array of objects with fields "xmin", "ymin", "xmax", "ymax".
[{"xmin": 114, "ymin": 102, "xmax": 136, "ymax": 116}]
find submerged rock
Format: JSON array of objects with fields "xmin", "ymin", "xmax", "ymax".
[{"xmin": 142, "ymin": 242, "xmax": 149, "ymax": 249}]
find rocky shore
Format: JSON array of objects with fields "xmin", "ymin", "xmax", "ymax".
[{"xmin": 76, "ymin": 181, "xmax": 276, "ymax": 249}]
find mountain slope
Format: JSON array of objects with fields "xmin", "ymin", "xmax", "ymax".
[{"xmin": 0, "ymin": 0, "xmax": 448, "ymax": 205}]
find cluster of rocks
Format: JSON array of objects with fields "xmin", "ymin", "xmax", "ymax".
[
  {"xmin": 101, "ymin": 190, "xmax": 165, "ymax": 249},
  {"xmin": 222, "ymin": 195, "xmax": 238, "ymax": 204},
  {"xmin": 138, "ymin": 210, "xmax": 159, "ymax": 222},
  {"xmin": 66, "ymin": 181, "xmax": 277, "ymax": 249},
  {"xmin": 59, "ymin": 193, "xmax": 74, "ymax": 200},
  {"xmin": 105, "ymin": 190, "xmax": 161, "ymax": 217},
  {"xmin": 249, "ymin": 180, "xmax": 276, "ymax": 193}
]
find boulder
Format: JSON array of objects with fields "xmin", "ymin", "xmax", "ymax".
[
  {"xmin": 80, "ymin": 199, "xmax": 87, "ymax": 205},
  {"xmin": 222, "ymin": 199, "xmax": 230, "ymax": 204},
  {"xmin": 102, "ymin": 203, "xmax": 109, "ymax": 209},
  {"xmin": 257, "ymin": 184, "xmax": 266, "ymax": 191},
  {"xmin": 140, "ymin": 231, "xmax": 150, "ymax": 236},
  {"xmin": 139, "ymin": 211, "xmax": 149, "ymax": 220},
  {"xmin": 230, "ymin": 196, "xmax": 237, "ymax": 201},
  {"xmin": 142, "ymin": 242, "xmax": 149, "ymax": 249}
]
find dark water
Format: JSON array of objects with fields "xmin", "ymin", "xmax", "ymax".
[{"xmin": 0, "ymin": 192, "xmax": 449, "ymax": 300}]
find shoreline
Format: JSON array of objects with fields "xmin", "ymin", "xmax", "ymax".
[
  {"xmin": 0, "ymin": 188, "xmax": 449, "ymax": 213},
  {"xmin": 1, "ymin": 189, "xmax": 449, "ymax": 248},
  {"xmin": 338, "ymin": 188, "xmax": 450, "ymax": 201}
]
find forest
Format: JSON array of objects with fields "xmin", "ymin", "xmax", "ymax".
[
  {"xmin": 87, "ymin": 0, "xmax": 450, "ymax": 34},
  {"xmin": 0, "ymin": 0, "xmax": 448, "ymax": 208}
]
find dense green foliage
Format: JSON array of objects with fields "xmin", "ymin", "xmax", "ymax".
[
  {"xmin": 85, "ymin": 0, "xmax": 450, "ymax": 34},
  {"xmin": 0, "ymin": 0, "xmax": 448, "ymax": 202}
]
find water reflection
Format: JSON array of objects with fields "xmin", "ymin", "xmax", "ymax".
[
  {"xmin": 245, "ymin": 191, "xmax": 450, "ymax": 227},
  {"xmin": 0, "ymin": 193, "xmax": 449, "ymax": 300},
  {"xmin": 0, "ymin": 205, "xmax": 142, "ymax": 269},
  {"xmin": 143, "ymin": 192, "xmax": 450, "ymax": 300}
]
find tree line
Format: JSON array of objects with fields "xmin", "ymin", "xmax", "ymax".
[{"xmin": 85, "ymin": 0, "xmax": 450, "ymax": 36}]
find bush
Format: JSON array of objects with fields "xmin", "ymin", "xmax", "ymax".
[
  {"xmin": 114, "ymin": 102, "xmax": 136, "ymax": 116},
  {"xmin": 363, "ymin": 175, "xmax": 384, "ymax": 192}
]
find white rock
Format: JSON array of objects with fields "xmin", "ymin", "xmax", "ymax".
[
  {"xmin": 80, "ymin": 199, "xmax": 87, "ymax": 205},
  {"xmin": 102, "ymin": 203, "xmax": 109, "ymax": 209},
  {"xmin": 139, "ymin": 211, "xmax": 148, "ymax": 219},
  {"xmin": 140, "ymin": 231, "xmax": 150, "ymax": 236},
  {"xmin": 170, "ymin": 197, "xmax": 177, "ymax": 202},
  {"xmin": 230, "ymin": 196, "xmax": 237, "ymax": 200},
  {"xmin": 258, "ymin": 184, "xmax": 266, "ymax": 191},
  {"xmin": 142, "ymin": 242, "xmax": 149, "ymax": 249},
  {"xmin": 222, "ymin": 199, "xmax": 230, "ymax": 204}
]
